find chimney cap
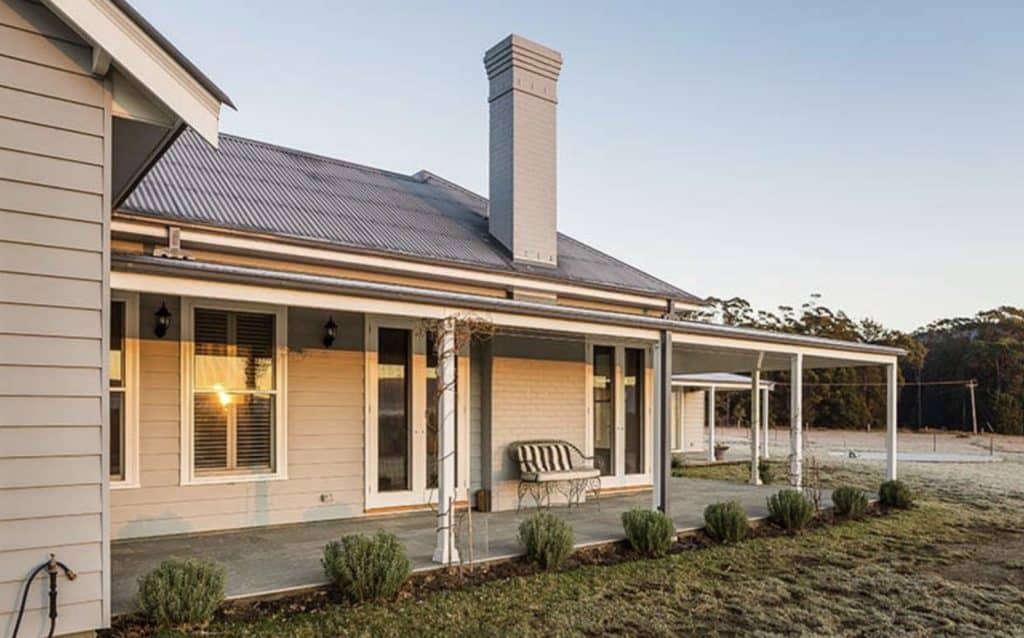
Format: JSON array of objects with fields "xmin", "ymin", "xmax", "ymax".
[{"xmin": 484, "ymin": 34, "xmax": 563, "ymax": 82}]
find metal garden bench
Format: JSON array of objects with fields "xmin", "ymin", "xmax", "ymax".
[{"xmin": 508, "ymin": 440, "xmax": 601, "ymax": 511}]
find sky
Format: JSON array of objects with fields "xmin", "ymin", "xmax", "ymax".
[{"xmin": 133, "ymin": 1, "xmax": 1023, "ymax": 332}]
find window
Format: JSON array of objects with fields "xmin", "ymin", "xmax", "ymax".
[
  {"xmin": 425, "ymin": 331, "xmax": 458, "ymax": 490},
  {"xmin": 109, "ymin": 293, "xmax": 138, "ymax": 487},
  {"xmin": 592, "ymin": 345, "xmax": 615, "ymax": 476},
  {"xmin": 377, "ymin": 328, "xmax": 411, "ymax": 492},
  {"xmin": 183, "ymin": 301, "xmax": 286, "ymax": 483},
  {"xmin": 110, "ymin": 300, "xmax": 126, "ymax": 480},
  {"xmin": 624, "ymin": 348, "xmax": 645, "ymax": 475}
]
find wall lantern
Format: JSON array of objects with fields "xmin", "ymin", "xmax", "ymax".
[
  {"xmin": 323, "ymin": 316, "xmax": 338, "ymax": 348},
  {"xmin": 154, "ymin": 302, "xmax": 172, "ymax": 338}
]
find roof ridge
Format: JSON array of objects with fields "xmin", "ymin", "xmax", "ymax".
[{"xmin": 216, "ymin": 131, "xmax": 424, "ymax": 184}]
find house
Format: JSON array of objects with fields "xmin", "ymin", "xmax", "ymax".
[
  {"xmin": 0, "ymin": 2, "xmax": 903, "ymax": 635},
  {"xmin": 671, "ymin": 373, "xmax": 777, "ymax": 457}
]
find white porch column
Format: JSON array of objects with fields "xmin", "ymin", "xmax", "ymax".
[
  {"xmin": 886, "ymin": 361, "xmax": 898, "ymax": 480},
  {"xmin": 433, "ymin": 319, "xmax": 460, "ymax": 565},
  {"xmin": 706, "ymin": 385, "xmax": 716, "ymax": 462},
  {"xmin": 653, "ymin": 330, "xmax": 673, "ymax": 514},
  {"xmin": 789, "ymin": 353, "xmax": 803, "ymax": 487},
  {"xmin": 749, "ymin": 354, "xmax": 763, "ymax": 485},
  {"xmin": 761, "ymin": 387, "xmax": 770, "ymax": 459}
]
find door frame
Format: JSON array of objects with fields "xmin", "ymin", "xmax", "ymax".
[
  {"xmin": 584, "ymin": 338, "xmax": 653, "ymax": 489},
  {"xmin": 364, "ymin": 315, "xmax": 470, "ymax": 510}
]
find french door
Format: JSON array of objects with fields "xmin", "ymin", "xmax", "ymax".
[
  {"xmin": 365, "ymin": 317, "xmax": 469, "ymax": 509},
  {"xmin": 588, "ymin": 343, "xmax": 652, "ymax": 489}
]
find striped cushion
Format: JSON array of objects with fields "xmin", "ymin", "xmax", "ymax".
[{"xmin": 517, "ymin": 443, "xmax": 574, "ymax": 474}]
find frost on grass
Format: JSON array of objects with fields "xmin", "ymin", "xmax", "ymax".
[{"xmin": 124, "ymin": 454, "xmax": 1024, "ymax": 638}]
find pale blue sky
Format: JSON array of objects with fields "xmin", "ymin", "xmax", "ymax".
[{"xmin": 134, "ymin": 0, "xmax": 1022, "ymax": 331}]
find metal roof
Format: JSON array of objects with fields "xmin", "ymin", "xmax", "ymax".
[
  {"xmin": 673, "ymin": 373, "xmax": 776, "ymax": 390},
  {"xmin": 114, "ymin": 253, "xmax": 906, "ymax": 360},
  {"xmin": 120, "ymin": 130, "xmax": 700, "ymax": 303}
]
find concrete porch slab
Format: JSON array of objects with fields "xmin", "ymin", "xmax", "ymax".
[{"xmin": 111, "ymin": 477, "xmax": 810, "ymax": 614}]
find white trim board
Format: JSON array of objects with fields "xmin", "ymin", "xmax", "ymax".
[
  {"xmin": 42, "ymin": 0, "xmax": 223, "ymax": 145},
  {"xmin": 111, "ymin": 218, "xmax": 689, "ymax": 311}
]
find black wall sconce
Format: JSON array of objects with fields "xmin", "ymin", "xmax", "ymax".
[
  {"xmin": 322, "ymin": 316, "xmax": 338, "ymax": 348},
  {"xmin": 154, "ymin": 302, "xmax": 172, "ymax": 338}
]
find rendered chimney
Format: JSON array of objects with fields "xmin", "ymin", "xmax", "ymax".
[{"xmin": 484, "ymin": 34, "xmax": 563, "ymax": 267}]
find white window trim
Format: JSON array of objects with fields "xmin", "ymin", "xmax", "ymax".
[
  {"xmin": 363, "ymin": 315, "xmax": 471, "ymax": 509},
  {"xmin": 110, "ymin": 291, "xmax": 140, "ymax": 489},
  {"xmin": 179, "ymin": 297, "xmax": 288, "ymax": 486}
]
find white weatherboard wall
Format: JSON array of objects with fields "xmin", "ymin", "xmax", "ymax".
[
  {"xmin": 681, "ymin": 390, "xmax": 706, "ymax": 453},
  {"xmin": 0, "ymin": 0, "xmax": 109, "ymax": 634},
  {"xmin": 110, "ymin": 302, "xmax": 366, "ymax": 539},
  {"xmin": 487, "ymin": 336, "xmax": 586, "ymax": 511}
]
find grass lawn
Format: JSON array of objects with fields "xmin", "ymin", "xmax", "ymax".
[{"xmin": 119, "ymin": 459, "xmax": 1024, "ymax": 637}]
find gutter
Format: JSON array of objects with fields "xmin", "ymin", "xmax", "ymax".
[{"xmin": 112, "ymin": 254, "xmax": 906, "ymax": 358}]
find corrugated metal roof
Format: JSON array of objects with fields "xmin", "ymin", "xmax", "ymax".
[
  {"xmin": 673, "ymin": 373, "xmax": 776, "ymax": 389},
  {"xmin": 121, "ymin": 130, "xmax": 701, "ymax": 302}
]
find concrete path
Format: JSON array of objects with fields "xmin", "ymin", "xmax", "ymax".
[{"xmin": 111, "ymin": 477, "xmax": 792, "ymax": 614}]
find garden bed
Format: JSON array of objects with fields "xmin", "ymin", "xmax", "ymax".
[{"xmin": 104, "ymin": 499, "xmax": 887, "ymax": 637}]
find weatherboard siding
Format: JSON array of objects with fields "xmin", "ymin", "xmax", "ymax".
[
  {"xmin": 681, "ymin": 390, "xmax": 706, "ymax": 453},
  {"xmin": 110, "ymin": 303, "xmax": 366, "ymax": 539},
  {"xmin": 0, "ymin": 0, "xmax": 108, "ymax": 634},
  {"xmin": 487, "ymin": 337, "xmax": 587, "ymax": 511}
]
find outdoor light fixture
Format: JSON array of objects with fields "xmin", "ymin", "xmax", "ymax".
[
  {"xmin": 323, "ymin": 316, "xmax": 338, "ymax": 348},
  {"xmin": 154, "ymin": 302, "xmax": 172, "ymax": 338}
]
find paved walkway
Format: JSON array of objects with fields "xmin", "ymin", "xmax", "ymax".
[{"xmin": 111, "ymin": 477, "xmax": 794, "ymax": 614}]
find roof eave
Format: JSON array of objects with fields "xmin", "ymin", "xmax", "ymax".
[{"xmin": 43, "ymin": 0, "xmax": 232, "ymax": 146}]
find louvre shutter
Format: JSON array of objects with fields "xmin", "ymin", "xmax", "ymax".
[
  {"xmin": 236, "ymin": 394, "xmax": 273, "ymax": 469},
  {"xmin": 194, "ymin": 393, "xmax": 228, "ymax": 470},
  {"xmin": 236, "ymin": 312, "xmax": 275, "ymax": 390}
]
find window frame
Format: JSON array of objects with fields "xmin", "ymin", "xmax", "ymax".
[
  {"xmin": 584, "ymin": 338, "xmax": 653, "ymax": 485},
  {"xmin": 180, "ymin": 298, "xmax": 288, "ymax": 485},
  {"xmin": 110, "ymin": 291, "xmax": 140, "ymax": 489}
]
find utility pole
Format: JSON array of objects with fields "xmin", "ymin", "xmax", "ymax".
[
  {"xmin": 967, "ymin": 380, "xmax": 978, "ymax": 436},
  {"xmin": 916, "ymin": 366, "xmax": 923, "ymax": 430}
]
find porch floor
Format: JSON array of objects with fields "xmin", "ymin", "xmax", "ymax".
[{"xmin": 112, "ymin": 477, "xmax": 802, "ymax": 614}]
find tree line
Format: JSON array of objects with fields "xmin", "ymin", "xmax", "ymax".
[{"xmin": 689, "ymin": 296, "xmax": 1024, "ymax": 435}]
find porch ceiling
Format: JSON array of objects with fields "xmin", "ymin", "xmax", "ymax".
[{"xmin": 671, "ymin": 343, "xmax": 887, "ymax": 375}]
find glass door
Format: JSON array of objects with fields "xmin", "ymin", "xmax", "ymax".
[
  {"xmin": 377, "ymin": 328, "xmax": 412, "ymax": 494},
  {"xmin": 367, "ymin": 320, "xmax": 467, "ymax": 509},
  {"xmin": 590, "ymin": 344, "xmax": 650, "ymax": 488},
  {"xmin": 592, "ymin": 346, "xmax": 616, "ymax": 476},
  {"xmin": 624, "ymin": 348, "xmax": 645, "ymax": 475}
]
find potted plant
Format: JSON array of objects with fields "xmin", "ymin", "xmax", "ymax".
[{"xmin": 713, "ymin": 443, "xmax": 729, "ymax": 461}]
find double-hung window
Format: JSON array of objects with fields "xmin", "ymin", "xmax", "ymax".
[
  {"xmin": 109, "ymin": 292, "xmax": 138, "ymax": 487},
  {"xmin": 183, "ymin": 300, "xmax": 286, "ymax": 483}
]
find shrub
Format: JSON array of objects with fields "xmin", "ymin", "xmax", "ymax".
[
  {"xmin": 518, "ymin": 511, "xmax": 574, "ymax": 570},
  {"xmin": 621, "ymin": 508, "xmax": 676, "ymax": 557},
  {"xmin": 703, "ymin": 500, "xmax": 750, "ymax": 543},
  {"xmin": 759, "ymin": 460, "xmax": 776, "ymax": 484},
  {"xmin": 136, "ymin": 558, "xmax": 225, "ymax": 628},
  {"xmin": 322, "ymin": 531, "xmax": 411, "ymax": 603},
  {"xmin": 879, "ymin": 479, "xmax": 913, "ymax": 509},
  {"xmin": 832, "ymin": 486, "xmax": 869, "ymax": 519},
  {"xmin": 767, "ymin": 489, "xmax": 815, "ymax": 532}
]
